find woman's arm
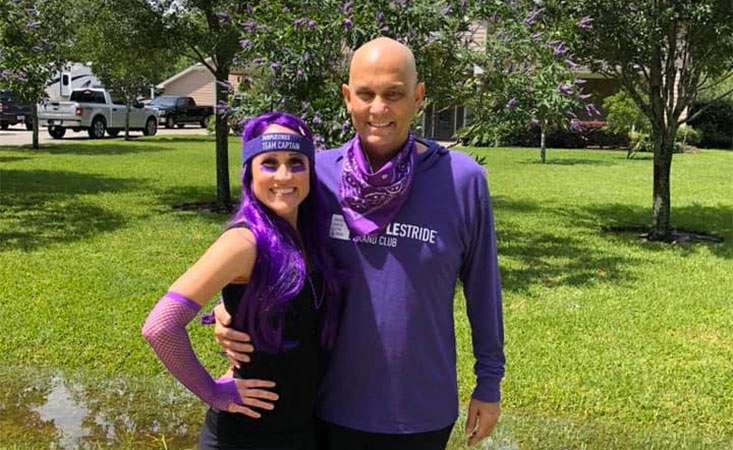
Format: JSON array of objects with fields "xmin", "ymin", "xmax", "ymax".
[{"xmin": 142, "ymin": 228, "xmax": 277, "ymax": 417}]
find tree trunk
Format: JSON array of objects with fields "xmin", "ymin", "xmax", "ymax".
[
  {"xmin": 539, "ymin": 123, "xmax": 547, "ymax": 164},
  {"xmin": 650, "ymin": 127, "xmax": 675, "ymax": 241},
  {"xmin": 32, "ymin": 103, "xmax": 39, "ymax": 149},
  {"xmin": 215, "ymin": 70, "xmax": 232, "ymax": 209}
]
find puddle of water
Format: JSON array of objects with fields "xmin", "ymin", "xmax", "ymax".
[
  {"xmin": 0, "ymin": 367, "xmax": 203, "ymax": 449},
  {"xmin": 31, "ymin": 376, "xmax": 90, "ymax": 448}
]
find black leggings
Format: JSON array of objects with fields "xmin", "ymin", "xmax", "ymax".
[{"xmin": 316, "ymin": 420, "xmax": 454, "ymax": 450}]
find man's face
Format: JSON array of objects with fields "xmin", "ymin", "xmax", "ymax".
[{"xmin": 342, "ymin": 61, "xmax": 425, "ymax": 159}]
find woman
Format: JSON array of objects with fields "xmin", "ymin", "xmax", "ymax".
[{"xmin": 142, "ymin": 112, "xmax": 340, "ymax": 450}]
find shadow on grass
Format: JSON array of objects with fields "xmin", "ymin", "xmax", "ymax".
[
  {"xmin": 153, "ymin": 184, "xmax": 239, "ymax": 225},
  {"xmin": 525, "ymin": 157, "xmax": 619, "ymax": 166},
  {"xmin": 0, "ymin": 156, "xmax": 35, "ymax": 164},
  {"xmin": 1, "ymin": 141, "xmax": 178, "ymax": 156},
  {"xmin": 568, "ymin": 202, "xmax": 733, "ymax": 259},
  {"xmin": 0, "ymin": 169, "xmax": 141, "ymax": 251}
]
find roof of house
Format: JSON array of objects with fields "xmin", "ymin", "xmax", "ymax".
[{"xmin": 156, "ymin": 58, "xmax": 246, "ymax": 89}]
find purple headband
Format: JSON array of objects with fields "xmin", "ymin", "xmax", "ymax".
[{"xmin": 242, "ymin": 133, "xmax": 315, "ymax": 166}]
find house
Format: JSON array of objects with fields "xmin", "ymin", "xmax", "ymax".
[
  {"xmin": 156, "ymin": 61, "xmax": 247, "ymax": 106},
  {"xmin": 420, "ymin": 22, "xmax": 623, "ymax": 141}
]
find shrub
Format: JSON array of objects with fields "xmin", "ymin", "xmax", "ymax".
[{"xmin": 688, "ymin": 100, "xmax": 733, "ymax": 149}]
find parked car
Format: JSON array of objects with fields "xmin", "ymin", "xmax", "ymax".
[
  {"xmin": 150, "ymin": 96, "xmax": 213, "ymax": 129},
  {"xmin": 0, "ymin": 90, "xmax": 33, "ymax": 131},
  {"xmin": 38, "ymin": 88, "xmax": 159, "ymax": 139}
]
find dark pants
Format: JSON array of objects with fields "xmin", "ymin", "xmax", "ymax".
[
  {"xmin": 198, "ymin": 415, "xmax": 317, "ymax": 450},
  {"xmin": 316, "ymin": 420, "xmax": 454, "ymax": 450}
]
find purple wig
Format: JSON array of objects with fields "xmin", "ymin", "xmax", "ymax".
[{"xmin": 228, "ymin": 111, "xmax": 342, "ymax": 353}]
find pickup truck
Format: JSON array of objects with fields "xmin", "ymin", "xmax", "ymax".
[
  {"xmin": 38, "ymin": 88, "xmax": 159, "ymax": 139},
  {"xmin": 0, "ymin": 90, "xmax": 33, "ymax": 130},
  {"xmin": 149, "ymin": 96, "xmax": 213, "ymax": 128}
]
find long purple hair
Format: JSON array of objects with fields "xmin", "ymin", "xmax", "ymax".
[{"xmin": 228, "ymin": 111, "xmax": 342, "ymax": 353}]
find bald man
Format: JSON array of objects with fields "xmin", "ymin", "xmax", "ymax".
[{"xmin": 215, "ymin": 37, "xmax": 504, "ymax": 449}]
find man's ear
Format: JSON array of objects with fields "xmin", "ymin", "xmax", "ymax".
[
  {"xmin": 341, "ymin": 83, "xmax": 352, "ymax": 113},
  {"xmin": 414, "ymin": 81, "xmax": 426, "ymax": 110}
]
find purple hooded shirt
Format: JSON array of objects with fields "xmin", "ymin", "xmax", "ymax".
[{"xmin": 315, "ymin": 138, "xmax": 505, "ymax": 434}]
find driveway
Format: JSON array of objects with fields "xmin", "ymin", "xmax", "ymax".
[{"xmin": 0, "ymin": 123, "xmax": 209, "ymax": 146}]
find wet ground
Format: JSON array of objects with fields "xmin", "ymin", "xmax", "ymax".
[{"xmin": 0, "ymin": 367, "xmax": 203, "ymax": 449}]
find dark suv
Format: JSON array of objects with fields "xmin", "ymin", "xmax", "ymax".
[{"xmin": 0, "ymin": 90, "xmax": 33, "ymax": 130}]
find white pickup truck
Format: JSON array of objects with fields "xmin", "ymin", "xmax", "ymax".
[{"xmin": 38, "ymin": 88, "xmax": 159, "ymax": 139}]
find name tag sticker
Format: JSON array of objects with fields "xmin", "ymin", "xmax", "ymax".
[{"xmin": 329, "ymin": 214, "xmax": 350, "ymax": 241}]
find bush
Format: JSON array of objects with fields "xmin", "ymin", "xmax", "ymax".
[
  {"xmin": 496, "ymin": 120, "xmax": 628, "ymax": 149},
  {"xmin": 688, "ymin": 100, "xmax": 733, "ymax": 149},
  {"xmin": 676, "ymin": 125, "xmax": 701, "ymax": 146}
]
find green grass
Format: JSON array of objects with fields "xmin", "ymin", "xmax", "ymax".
[{"xmin": 1, "ymin": 137, "xmax": 731, "ymax": 449}]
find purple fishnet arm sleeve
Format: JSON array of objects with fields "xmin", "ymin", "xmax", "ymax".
[{"xmin": 142, "ymin": 292, "xmax": 241, "ymax": 410}]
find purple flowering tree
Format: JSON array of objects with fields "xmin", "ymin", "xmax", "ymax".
[
  {"xmin": 147, "ymin": 0, "xmax": 253, "ymax": 209},
  {"xmin": 458, "ymin": 0, "xmax": 594, "ymax": 163},
  {"xmin": 0, "ymin": 0, "xmax": 75, "ymax": 149},
  {"xmin": 229, "ymin": 0, "xmax": 472, "ymax": 148},
  {"xmin": 569, "ymin": 0, "xmax": 733, "ymax": 240}
]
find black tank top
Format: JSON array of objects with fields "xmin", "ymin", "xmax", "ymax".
[{"xmin": 205, "ymin": 273, "xmax": 323, "ymax": 444}]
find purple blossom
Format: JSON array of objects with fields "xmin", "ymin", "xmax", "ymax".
[
  {"xmin": 293, "ymin": 17, "xmax": 308, "ymax": 28},
  {"xmin": 579, "ymin": 93, "xmax": 592, "ymax": 100},
  {"xmin": 239, "ymin": 39, "xmax": 253, "ymax": 50},
  {"xmin": 551, "ymin": 41, "xmax": 568, "ymax": 58},
  {"xmin": 307, "ymin": 19, "xmax": 317, "ymax": 29},
  {"xmin": 243, "ymin": 20, "xmax": 258, "ymax": 33},
  {"xmin": 213, "ymin": 11, "xmax": 231, "ymax": 26},
  {"xmin": 585, "ymin": 103, "xmax": 601, "ymax": 117},
  {"xmin": 252, "ymin": 57, "xmax": 265, "ymax": 65},
  {"xmin": 296, "ymin": 68, "xmax": 305, "ymax": 78},
  {"xmin": 506, "ymin": 98, "xmax": 519, "ymax": 110},
  {"xmin": 523, "ymin": 8, "xmax": 543, "ymax": 26},
  {"xmin": 342, "ymin": 120, "xmax": 351, "ymax": 132},
  {"xmin": 377, "ymin": 11, "xmax": 385, "ymax": 25},
  {"xmin": 574, "ymin": 78, "xmax": 587, "ymax": 85},
  {"xmin": 441, "ymin": 5, "xmax": 452, "ymax": 15},
  {"xmin": 565, "ymin": 59, "xmax": 581, "ymax": 70},
  {"xmin": 313, "ymin": 115, "xmax": 323, "ymax": 125},
  {"xmin": 303, "ymin": 52, "xmax": 311, "ymax": 62},
  {"xmin": 578, "ymin": 16, "xmax": 594, "ymax": 30},
  {"xmin": 343, "ymin": 17, "xmax": 353, "ymax": 31},
  {"xmin": 271, "ymin": 62, "xmax": 281, "ymax": 72},
  {"xmin": 569, "ymin": 119, "xmax": 584, "ymax": 132},
  {"xmin": 558, "ymin": 83, "xmax": 574, "ymax": 96},
  {"xmin": 531, "ymin": 31, "xmax": 542, "ymax": 41},
  {"xmin": 342, "ymin": 1, "xmax": 353, "ymax": 14}
]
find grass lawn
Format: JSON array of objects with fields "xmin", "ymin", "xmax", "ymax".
[{"xmin": 1, "ymin": 136, "xmax": 731, "ymax": 449}]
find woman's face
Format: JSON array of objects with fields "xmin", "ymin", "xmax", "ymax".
[{"xmin": 250, "ymin": 149, "xmax": 310, "ymax": 224}]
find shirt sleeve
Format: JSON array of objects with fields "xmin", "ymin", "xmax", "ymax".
[{"xmin": 460, "ymin": 170, "xmax": 505, "ymax": 403}]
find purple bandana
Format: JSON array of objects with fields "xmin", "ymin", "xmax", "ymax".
[{"xmin": 339, "ymin": 133, "xmax": 417, "ymax": 237}]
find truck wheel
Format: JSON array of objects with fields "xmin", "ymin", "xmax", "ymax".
[
  {"xmin": 89, "ymin": 117, "xmax": 106, "ymax": 139},
  {"xmin": 107, "ymin": 129, "xmax": 120, "ymax": 137},
  {"xmin": 143, "ymin": 117, "xmax": 157, "ymax": 136},
  {"xmin": 165, "ymin": 116, "xmax": 175, "ymax": 128},
  {"xmin": 176, "ymin": 123, "xmax": 185, "ymax": 129},
  {"xmin": 200, "ymin": 115, "xmax": 210, "ymax": 128},
  {"xmin": 0, "ymin": 123, "xmax": 9, "ymax": 130},
  {"xmin": 25, "ymin": 119, "xmax": 33, "ymax": 131},
  {"xmin": 49, "ymin": 126, "xmax": 66, "ymax": 139}
]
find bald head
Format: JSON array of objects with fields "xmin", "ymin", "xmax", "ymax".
[{"xmin": 349, "ymin": 37, "xmax": 418, "ymax": 88}]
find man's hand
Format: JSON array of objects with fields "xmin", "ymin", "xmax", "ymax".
[
  {"xmin": 226, "ymin": 378, "xmax": 278, "ymax": 418},
  {"xmin": 465, "ymin": 399, "xmax": 500, "ymax": 447},
  {"xmin": 214, "ymin": 302, "xmax": 255, "ymax": 368}
]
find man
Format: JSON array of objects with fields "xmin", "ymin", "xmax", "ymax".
[{"xmin": 215, "ymin": 37, "xmax": 504, "ymax": 449}]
